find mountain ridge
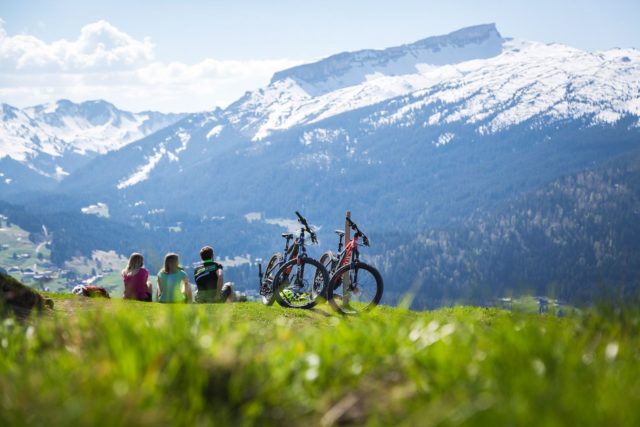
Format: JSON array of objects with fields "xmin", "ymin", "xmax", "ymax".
[
  {"xmin": 0, "ymin": 99, "xmax": 186, "ymax": 184},
  {"xmin": 223, "ymin": 34, "xmax": 640, "ymax": 142},
  {"xmin": 270, "ymin": 23, "xmax": 504, "ymax": 96},
  {"xmin": 47, "ymin": 24, "xmax": 640, "ymax": 222}
]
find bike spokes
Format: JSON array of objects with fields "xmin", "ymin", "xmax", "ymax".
[
  {"xmin": 281, "ymin": 264, "xmax": 312, "ymax": 307},
  {"xmin": 274, "ymin": 258, "xmax": 328, "ymax": 309},
  {"xmin": 328, "ymin": 263, "xmax": 383, "ymax": 315}
]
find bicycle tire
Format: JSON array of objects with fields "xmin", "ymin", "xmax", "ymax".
[
  {"xmin": 316, "ymin": 251, "xmax": 336, "ymax": 299},
  {"xmin": 273, "ymin": 257, "xmax": 329, "ymax": 309},
  {"xmin": 260, "ymin": 253, "xmax": 279, "ymax": 306},
  {"xmin": 327, "ymin": 262, "xmax": 383, "ymax": 315}
]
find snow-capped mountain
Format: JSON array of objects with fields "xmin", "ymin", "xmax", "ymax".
[
  {"xmin": 223, "ymin": 23, "xmax": 639, "ymax": 142},
  {"xmin": 6, "ymin": 24, "xmax": 640, "ymax": 231},
  {"xmin": 0, "ymin": 99, "xmax": 185, "ymax": 182},
  {"xmin": 3, "ymin": 23, "xmax": 640, "ymax": 305},
  {"xmin": 270, "ymin": 23, "xmax": 504, "ymax": 96}
]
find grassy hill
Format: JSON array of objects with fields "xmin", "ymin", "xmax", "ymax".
[{"xmin": 1, "ymin": 295, "xmax": 639, "ymax": 426}]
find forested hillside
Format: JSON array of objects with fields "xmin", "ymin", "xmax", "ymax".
[{"xmin": 383, "ymin": 152, "xmax": 640, "ymax": 308}]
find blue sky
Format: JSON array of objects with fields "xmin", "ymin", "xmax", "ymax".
[{"xmin": 1, "ymin": 0, "xmax": 639, "ymax": 112}]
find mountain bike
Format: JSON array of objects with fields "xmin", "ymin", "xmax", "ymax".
[
  {"xmin": 257, "ymin": 231, "xmax": 298, "ymax": 306},
  {"xmin": 321, "ymin": 216, "xmax": 384, "ymax": 315},
  {"xmin": 260, "ymin": 212, "xmax": 329, "ymax": 309}
]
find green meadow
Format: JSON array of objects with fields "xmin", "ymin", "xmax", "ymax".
[{"xmin": 1, "ymin": 295, "xmax": 639, "ymax": 426}]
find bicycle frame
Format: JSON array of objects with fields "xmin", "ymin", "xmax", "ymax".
[
  {"xmin": 338, "ymin": 234, "xmax": 359, "ymax": 269},
  {"xmin": 328, "ymin": 231, "xmax": 361, "ymax": 273},
  {"xmin": 326, "ymin": 219, "xmax": 370, "ymax": 299},
  {"xmin": 284, "ymin": 226, "xmax": 311, "ymax": 283}
]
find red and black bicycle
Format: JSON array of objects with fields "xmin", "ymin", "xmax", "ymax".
[{"xmin": 320, "ymin": 216, "xmax": 384, "ymax": 315}]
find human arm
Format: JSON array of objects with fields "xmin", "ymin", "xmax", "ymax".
[
  {"xmin": 121, "ymin": 271, "xmax": 127, "ymax": 298},
  {"xmin": 156, "ymin": 275, "xmax": 162, "ymax": 300},
  {"xmin": 139, "ymin": 268, "xmax": 149, "ymax": 298},
  {"xmin": 217, "ymin": 266, "xmax": 224, "ymax": 293},
  {"xmin": 183, "ymin": 273, "xmax": 192, "ymax": 303}
]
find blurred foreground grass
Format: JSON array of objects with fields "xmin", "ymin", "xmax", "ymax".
[{"xmin": 1, "ymin": 296, "xmax": 639, "ymax": 426}]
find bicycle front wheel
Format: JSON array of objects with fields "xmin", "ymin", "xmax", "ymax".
[
  {"xmin": 327, "ymin": 262, "xmax": 383, "ymax": 315},
  {"xmin": 273, "ymin": 257, "xmax": 329, "ymax": 309},
  {"xmin": 260, "ymin": 253, "xmax": 279, "ymax": 306}
]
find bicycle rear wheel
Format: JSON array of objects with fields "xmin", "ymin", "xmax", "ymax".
[
  {"xmin": 327, "ymin": 262, "xmax": 383, "ymax": 315},
  {"xmin": 260, "ymin": 253, "xmax": 279, "ymax": 306},
  {"xmin": 316, "ymin": 251, "xmax": 335, "ymax": 299},
  {"xmin": 273, "ymin": 257, "xmax": 328, "ymax": 309}
]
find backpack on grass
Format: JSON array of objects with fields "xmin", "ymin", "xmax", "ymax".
[{"xmin": 72, "ymin": 285, "xmax": 110, "ymax": 298}]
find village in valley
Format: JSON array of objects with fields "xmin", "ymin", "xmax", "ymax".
[
  {"xmin": 0, "ymin": 214, "xmax": 260, "ymax": 301},
  {"xmin": 0, "ymin": 214, "xmax": 126, "ymax": 294}
]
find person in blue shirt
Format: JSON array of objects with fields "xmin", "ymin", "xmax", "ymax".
[{"xmin": 157, "ymin": 252, "xmax": 192, "ymax": 303}]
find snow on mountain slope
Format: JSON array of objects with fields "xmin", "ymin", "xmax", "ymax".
[
  {"xmin": 224, "ymin": 25, "xmax": 640, "ymax": 141},
  {"xmin": 70, "ymin": 23, "xmax": 640, "ymax": 202},
  {"xmin": 0, "ymin": 104, "xmax": 38, "ymax": 162},
  {"xmin": 62, "ymin": 110, "xmax": 225, "ymax": 193},
  {"xmin": 116, "ymin": 128, "xmax": 192, "ymax": 189},
  {"xmin": 0, "ymin": 99, "xmax": 185, "ymax": 179},
  {"xmin": 270, "ymin": 23, "xmax": 504, "ymax": 96},
  {"xmin": 365, "ymin": 41, "xmax": 640, "ymax": 134},
  {"xmin": 6, "ymin": 23, "xmax": 640, "ymax": 199}
]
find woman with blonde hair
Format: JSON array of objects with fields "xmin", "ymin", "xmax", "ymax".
[
  {"xmin": 122, "ymin": 252, "xmax": 152, "ymax": 301},
  {"xmin": 157, "ymin": 252, "xmax": 192, "ymax": 303}
]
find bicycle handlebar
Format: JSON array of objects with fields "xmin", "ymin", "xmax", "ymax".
[
  {"xmin": 346, "ymin": 216, "xmax": 370, "ymax": 246},
  {"xmin": 295, "ymin": 211, "xmax": 307, "ymax": 225},
  {"xmin": 295, "ymin": 211, "xmax": 318, "ymax": 244}
]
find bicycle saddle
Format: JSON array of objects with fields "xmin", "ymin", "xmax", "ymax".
[
  {"xmin": 334, "ymin": 229, "xmax": 345, "ymax": 236},
  {"xmin": 281, "ymin": 233, "xmax": 294, "ymax": 239}
]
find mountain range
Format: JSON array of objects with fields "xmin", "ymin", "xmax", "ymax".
[
  {"xmin": 1, "ymin": 23, "xmax": 639, "ymax": 305},
  {"xmin": 0, "ymin": 99, "xmax": 185, "ymax": 191}
]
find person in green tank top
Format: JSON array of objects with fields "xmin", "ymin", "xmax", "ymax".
[{"xmin": 157, "ymin": 252, "xmax": 192, "ymax": 303}]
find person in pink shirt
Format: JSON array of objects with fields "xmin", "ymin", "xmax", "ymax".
[{"xmin": 122, "ymin": 252, "xmax": 152, "ymax": 301}]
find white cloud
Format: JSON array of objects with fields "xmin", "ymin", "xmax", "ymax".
[
  {"xmin": 0, "ymin": 19, "xmax": 303, "ymax": 112},
  {"xmin": 0, "ymin": 19, "xmax": 154, "ymax": 72}
]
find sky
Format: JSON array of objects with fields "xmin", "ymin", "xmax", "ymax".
[{"xmin": 1, "ymin": 0, "xmax": 639, "ymax": 113}]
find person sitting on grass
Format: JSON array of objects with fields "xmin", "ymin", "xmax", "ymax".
[
  {"xmin": 157, "ymin": 252, "xmax": 192, "ymax": 303},
  {"xmin": 122, "ymin": 252, "xmax": 152, "ymax": 302},
  {"xmin": 193, "ymin": 246, "xmax": 235, "ymax": 303}
]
